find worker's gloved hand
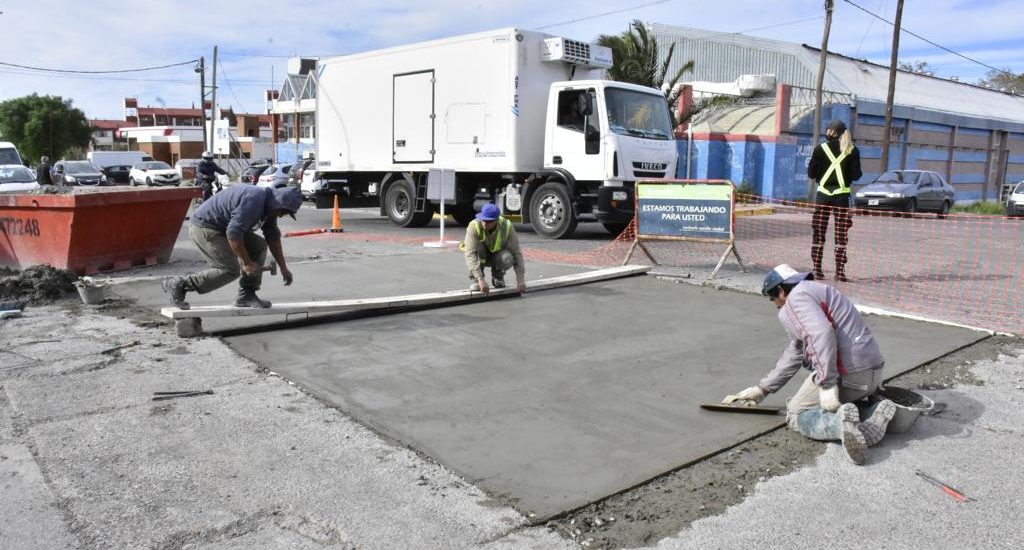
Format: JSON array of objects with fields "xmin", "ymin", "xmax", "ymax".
[
  {"xmin": 723, "ymin": 386, "xmax": 765, "ymax": 405},
  {"xmin": 281, "ymin": 266, "xmax": 294, "ymax": 286},
  {"xmin": 819, "ymin": 385, "xmax": 841, "ymax": 412},
  {"xmin": 477, "ymin": 277, "xmax": 490, "ymax": 295},
  {"xmin": 517, "ymin": 280, "xmax": 526, "ymax": 295}
]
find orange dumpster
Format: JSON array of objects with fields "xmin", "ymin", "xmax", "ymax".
[{"xmin": 0, "ymin": 187, "xmax": 201, "ymax": 274}]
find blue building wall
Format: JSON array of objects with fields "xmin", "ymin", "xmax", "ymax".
[{"xmin": 276, "ymin": 142, "xmax": 315, "ymax": 164}]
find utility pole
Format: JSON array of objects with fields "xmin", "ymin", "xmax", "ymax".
[
  {"xmin": 811, "ymin": 0, "xmax": 834, "ymax": 200},
  {"xmin": 880, "ymin": 0, "xmax": 905, "ymax": 171},
  {"xmin": 198, "ymin": 56, "xmax": 207, "ymax": 151},
  {"xmin": 210, "ymin": 46, "xmax": 218, "ymax": 154}
]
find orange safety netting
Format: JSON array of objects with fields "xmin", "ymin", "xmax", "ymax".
[{"xmin": 523, "ymin": 194, "xmax": 1024, "ymax": 336}]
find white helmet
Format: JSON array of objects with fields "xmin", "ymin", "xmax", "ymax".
[{"xmin": 201, "ymin": 151, "xmax": 213, "ymax": 160}]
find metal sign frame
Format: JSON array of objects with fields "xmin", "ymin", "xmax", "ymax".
[{"xmin": 623, "ymin": 179, "xmax": 747, "ymax": 280}]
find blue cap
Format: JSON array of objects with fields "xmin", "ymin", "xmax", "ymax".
[
  {"xmin": 476, "ymin": 203, "xmax": 500, "ymax": 221},
  {"xmin": 762, "ymin": 264, "xmax": 813, "ymax": 295},
  {"xmin": 272, "ymin": 186, "xmax": 303, "ymax": 219}
]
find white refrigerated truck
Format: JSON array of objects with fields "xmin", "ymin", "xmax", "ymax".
[{"xmin": 314, "ymin": 28, "xmax": 678, "ymax": 238}]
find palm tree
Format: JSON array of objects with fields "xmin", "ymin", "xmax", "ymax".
[{"xmin": 597, "ymin": 20, "xmax": 694, "ymax": 120}]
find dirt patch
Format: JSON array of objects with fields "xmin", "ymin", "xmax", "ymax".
[
  {"xmin": 0, "ymin": 265, "xmax": 78, "ymax": 305},
  {"xmin": 549, "ymin": 334, "xmax": 1013, "ymax": 549}
]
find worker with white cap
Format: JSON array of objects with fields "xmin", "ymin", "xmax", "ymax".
[{"xmin": 725, "ymin": 264, "xmax": 897, "ymax": 464}]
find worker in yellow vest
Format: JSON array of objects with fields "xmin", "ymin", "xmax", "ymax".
[
  {"xmin": 462, "ymin": 203, "xmax": 526, "ymax": 295},
  {"xmin": 807, "ymin": 120, "xmax": 862, "ymax": 282}
]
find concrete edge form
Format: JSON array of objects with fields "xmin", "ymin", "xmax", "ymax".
[{"xmin": 161, "ymin": 265, "xmax": 652, "ymax": 320}]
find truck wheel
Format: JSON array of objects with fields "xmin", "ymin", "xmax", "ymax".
[
  {"xmin": 452, "ymin": 204, "xmax": 477, "ymax": 226},
  {"xmin": 529, "ymin": 182, "xmax": 577, "ymax": 239},
  {"xmin": 384, "ymin": 179, "xmax": 433, "ymax": 227},
  {"xmin": 602, "ymin": 223, "xmax": 628, "ymax": 236}
]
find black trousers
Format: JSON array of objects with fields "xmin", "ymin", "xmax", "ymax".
[{"xmin": 811, "ymin": 192, "xmax": 852, "ymax": 274}]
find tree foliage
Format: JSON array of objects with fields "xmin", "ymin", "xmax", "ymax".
[
  {"xmin": 0, "ymin": 94, "xmax": 92, "ymax": 163},
  {"xmin": 597, "ymin": 20, "xmax": 694, "ymax": 116},
  {"xmin": 977, "ymin": 68, "xmax": 1024, "ymax": 94},
  {"xmin": 897, "ymin": 60, "xmax": 932, "ymax": 73}
]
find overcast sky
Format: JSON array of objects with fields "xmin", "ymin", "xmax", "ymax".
[{"xmin": 1, "ymin": 0, "xmax": 1020, "ymax": 119}]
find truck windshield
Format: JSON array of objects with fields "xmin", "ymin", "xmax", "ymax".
[
  {"xmin": 0, "ymin": 148, "xmax": 20, "ymax": 165},
  {"xmin": 604, "ymin": 88, "xmax": 673, "ymax": 140}
]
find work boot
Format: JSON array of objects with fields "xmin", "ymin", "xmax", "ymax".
[
  {"xmin": 469, "ymin": 282, "xmax": 481, "ymax": 291},
  {"xmin": 839, "ymin": 403, "xmax": 867, "ymax": 465},
  {"xmin": 811, "ymin": 244, "xmax": 825, "ymax": 280},
  {"xmin": 234, "ymin": 287, "xmax": 271, "ymax": 308},
  {"xmin": 860, "ymin": 399, "xmax": 897, "ymax": 446},
  {"xmin": 835, "ymin": 246, "xmax": 849, "ymax": 282},
  {"xmin": 492, "ymin": 274, "xmax": 506, "ymax": 289},
  {"xmin": 161, "ymin": 277, "xmax": 191, "ymax": 310}
]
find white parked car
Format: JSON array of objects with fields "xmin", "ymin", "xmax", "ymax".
[
  {"xmin": 1006, "ymin": 180, "xmax": 1024, "ymax": 217},
  {"xmin": 300, "ymin": 162, "xmax": 325, "ymax": 200},
  {"xmin": 0, "ymin": 164, "xmax": 40, "ymax": 193},
  {"xmin": 129, "ymin": 161, "xmax": 181, "ymax": 187},
  {"xmin": 257, "ymin": 164, "xmax": 290, "ymax": 188}
]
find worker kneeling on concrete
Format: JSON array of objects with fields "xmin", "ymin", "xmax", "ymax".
[
  {"xmin": 461, "ymin": 203, "xmax": 525, "ymax": 295},
  {"xmin": 725, "ymin": 264, "xmax": 897, "ymax": 465},
  {"xmin": 161, "ymin": 185, "xmax": 301, "ymax": 310}
]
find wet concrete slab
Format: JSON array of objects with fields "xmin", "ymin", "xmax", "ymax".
[{"xmin": 221, "ymin": 275, "xmax": 987, "ymax": 519}]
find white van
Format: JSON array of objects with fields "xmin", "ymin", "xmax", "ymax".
[{"xmin": 0, "ymin": 142, "xmax": 23, "ymax": 165}]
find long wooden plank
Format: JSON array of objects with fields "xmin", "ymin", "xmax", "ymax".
[{"xmin": 160, "ymin": 265, "xmax": 651, "ymax": 320}]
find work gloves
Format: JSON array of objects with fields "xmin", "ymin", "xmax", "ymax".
[
  {"xmin": 819, "ymin": 385, "xmax": 841, "ymax": 412},
  {"xmin": 723, "ymin": 386, "xmax": 765, "ymax": 405}
]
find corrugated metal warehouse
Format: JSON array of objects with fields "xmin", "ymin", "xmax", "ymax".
[{"xmin": 650, "ymin": 23, "xmax": 1024, "ymax": 202}]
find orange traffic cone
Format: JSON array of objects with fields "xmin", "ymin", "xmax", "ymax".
[{"xmin": 329, "ymin": 193, "xmax": 344, "ymax": 233}]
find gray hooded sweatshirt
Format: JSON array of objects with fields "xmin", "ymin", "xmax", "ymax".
[
  {"xmin": 190, "ymin": 185, "xmax": 298, "ymax": 242},
  {"xmin": 758, "ymin": 280, "xmax": 885, "ymax": 394}
]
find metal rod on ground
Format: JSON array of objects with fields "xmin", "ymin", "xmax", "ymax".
[
  {"xmin": 810, "ymin": 0, "xmax": 834, "ymax": 201},
  {"xmin": 880, "ymin": 0, "xmax": 905, "ymax": 171}
]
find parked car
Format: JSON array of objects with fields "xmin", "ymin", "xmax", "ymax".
[
  {"xmin": 241, "ymin": 164, "xmax": 270, "ymax": 184},
  {"xmin": 853, "ymin": 170, "xmax": 955, "ymax": 217},
  {"xmin": 53, "ymin": 160, "xmax": 107, "ymax": 186},
  {"xmin": 101, "ymin": 164, "xmax": 133, "ymax": 185},
  {"xmin": 0, "ymin": 142, "xmax": 23, "ymax": 165},
  {"xmin": 299, "ymin": 162, "xmax": 323, "ymax": 200},
  {"xmin": 1006, "ymin": 180, "xmax": 1024, "ymax": 217},
  {"xmin": 129, "ymin": 161, "xmax": 181, "ymax": 186},
  {"xmin": 257, "ymin": 164, "xmax": 291, "ymax": 188},
  {"xmin": 287, "ymin": 159, "xmax": 314, "ymax": 187},
  {"xmin": 0, "ymin": 164, "xmax": 40, "ymax": 193}
]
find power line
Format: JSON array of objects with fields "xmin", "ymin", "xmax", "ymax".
[
  {"xmin": 217, "ymin": 62, "xmax": 252, "ymax": 113},
  {"xmin": 536, "ymin": 0, "xmax": 674, "ymax": 30},
  {"xmin": 0, "ymin": 59, "xmax": 198, "ymax": 74},
  {"xmin": 842, "ymin": 0, "xmax": 1016, "ymax": 77},
  {"xmin": 0, "ymin": 68, "xmax": 268, "ymax": 86}
]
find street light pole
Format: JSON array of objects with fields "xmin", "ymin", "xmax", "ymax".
[
  {"xmin": 811, "ymin": 0, "xmax": 834, "ymax": 200},
  {"xmin": 199, "ymin": 56, "xmax": 207, "ymax": 151},
  {"xmin": 880, "ymin": 0, "xmax": 905, "ymax": 171}
]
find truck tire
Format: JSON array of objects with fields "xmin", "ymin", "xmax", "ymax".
[
  {"xmin": 384, "ymin": 179, "xmax": 433, "ymax": 227},
  {"xmin": 529, "ymin": 181, "xmax": 577, "ymax": 239},
  {"xmin": 602, "ymin": 223, "xmax": 628, "ymax": 236},
  {"xmin": 452, "ymin": 204, "xmax": 477, "ymax": 226}
]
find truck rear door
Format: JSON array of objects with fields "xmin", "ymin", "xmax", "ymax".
[{"xmin": 393, "ymin": 70, "xmax": 435, "ymax": 164}]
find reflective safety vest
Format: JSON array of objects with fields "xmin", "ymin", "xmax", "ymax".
[
  {"xmin": 462, "ymin": 217, "xmax": 511, "ymax": 255},
  {"xmin": 817, "ymin": 143, "xmax": 851, "ymax": 196}
]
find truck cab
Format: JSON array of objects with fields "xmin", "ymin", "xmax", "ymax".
[{"xmin": 525, "ymin": 81, "xmax": 677, "ymax": 238}]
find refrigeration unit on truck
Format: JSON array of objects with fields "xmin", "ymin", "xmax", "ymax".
[{"xmin": 313, "ymin": 27, "xmax": 678, "ymax": 238}]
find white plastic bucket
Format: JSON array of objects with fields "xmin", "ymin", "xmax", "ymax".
[
  {"xmin": 74, "ymin": 281, "xmax": 107, "ymax": 305},
  {"xmin": 879, "ymin": 386, "xmax": 934, "ymax": 433}
]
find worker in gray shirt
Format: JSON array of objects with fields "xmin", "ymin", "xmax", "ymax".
[
  {"xmin": 462, "ymin": 203, "xmax": 526, "ymax": 294},
  {"xmin": 162, "ymin": 185, "xmax": 302, "ymax": 309},
  {"xmin": 725, "ymin": 264, "xmax": 897, "ymax": 465}
]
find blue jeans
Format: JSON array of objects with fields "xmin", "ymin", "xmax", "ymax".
[{"xmin": 787, "ymin": 368, "xmax": 885, "ymax": 441}]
